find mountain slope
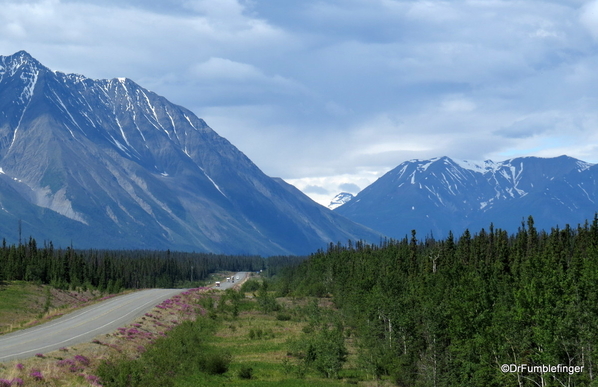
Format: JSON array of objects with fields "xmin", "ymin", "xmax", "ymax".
[
  {"xmin": 335, "ymin": 155, "xmax": 598, "ymax": 239},
  {"xmin": 0, "ymin": 51, "xmax": 381, "ymax": 255}
]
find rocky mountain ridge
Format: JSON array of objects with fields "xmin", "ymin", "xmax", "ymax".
[
  {"xmin": 335, "ymin": 155, "xmax": 598, "ymax": 239},
  {"xmin": 0, "ymin": 50, "xmax": 381, "ymax": 255}
]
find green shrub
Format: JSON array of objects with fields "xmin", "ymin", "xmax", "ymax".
[
  {"xmin": 199, "ymin": 296, "xmax": 214, "ymax": 310},
  {"xmin": 276, "ymin": 313, "xmax": 292, "ymax": 321},
  {"xmin": 237, "ymin": 366, "xmax": 253, "ymax": 379},
  {"xmin": 287, "ymin": 324, "xmax": 347, "ymax": 379},
  {"xmin": 240, "ymin": 279, "xmax": 261, "ymax": 292},
  {"xmin": 97, "ymin": 317, "xmax": 227, "ymax": 386},
  {"xmin": 96, "ymin": 357, "xmax": 148, "ymax": 387},
  {"xmin": 202, "ymin": 352, "xmax": 232, "ymax": 375}
]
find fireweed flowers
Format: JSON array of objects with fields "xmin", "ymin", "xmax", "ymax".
[{"xmin": 29, "ymin": 369, "xmax": 43, "ymax": 381}]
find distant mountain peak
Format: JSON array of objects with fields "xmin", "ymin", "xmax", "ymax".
[
  {"xmin": 328, "ymin": 192, "xmax": 354, "ymax": 210},
  {"xmin": 0, "ymin": 50, "xmax": 42, "ymax": 73},
  {"xmin": 336, "ymin": 155, "xmax": 598, "ymax": 240},
  {"xmin": 5, "ymin": 50, "xmax": 35, "ymax": 63}
]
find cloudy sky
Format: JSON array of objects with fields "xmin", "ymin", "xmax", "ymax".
[{"xmin": 2, "ymin": 0, "xmax": 598, "ymax": 205}]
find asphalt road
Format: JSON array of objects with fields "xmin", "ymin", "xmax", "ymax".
[
  {"xmin": 0, "ymin": 288, "xmax": 184, "ymax": 363},
  {"xmin": 215, "ymin": 272, "xmax": 249, "ymax": 290}
]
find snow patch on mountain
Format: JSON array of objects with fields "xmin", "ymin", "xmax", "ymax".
[
  {"xmin": 453, "ymin": 159, "xmax": 495, "ymax": 173},
  {"xmin": 577, "ymin": 160, "xmax": 594, "ymax": 171},
  {"xmin": 328, "ymin": 192, "xmax": 354, "ymax": 210}
]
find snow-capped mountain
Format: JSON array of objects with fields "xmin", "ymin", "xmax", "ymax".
[
  {"xmin": 334, "ymin": 155, "xmax": 598, "ymax": 239},
  {"xmin": 0, "ymin": 51, "xmax": 381, "ymax": 255},
  {"xmin": 328, "ymin": 192, "xmax": 354, "ymax": 210}
]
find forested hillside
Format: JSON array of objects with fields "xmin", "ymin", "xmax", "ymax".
[
  {"xmin": 0, "ymin": 238, "xmax": 270, "ymax": 290},
  {"xmin": 276, "ymin": 215, "xmax": 598, "ymax": 386}
]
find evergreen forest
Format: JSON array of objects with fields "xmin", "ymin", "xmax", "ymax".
[
  {"xmin": 275, "ymin": 216, "xmax": 598, "ymax": 386},
  {"xmin": 0, "ymin": 238, "xmax": 273, "ymax": 291}
]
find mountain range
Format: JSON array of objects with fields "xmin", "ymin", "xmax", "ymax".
[
  {"xmin": 0, "ymin": 50, "xmax": 381, "ymax": 255},
  {"xmin": 334, "ymin": 155, "xmax": 598, "ymax": 239}
]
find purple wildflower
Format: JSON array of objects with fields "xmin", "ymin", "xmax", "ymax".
[
  {"xmin": 69, "ymin": 365, "xmax": 82, "ymax": 373},
  {"xmin": 57, "ymin": 359, "xmax": 75, "ymax": 367},
  {"xmin": 75, "ymin": 355, "xmax": 91, "ymax": 366},
  {"xmin": 11, "ymin": 378, "xmax": 23, "ymax": 387},
  {"xmin": 35, "ymin": 353, "xmax": 44, "ymax": 358},
  {"xmin": 15, "ymin": 363, "xmax": 24, "ymax": 370},
  {"xmin": 29, "ymin": 369, "xmax": 43, "ymax": 381},
  {"xmin": 0, "ymin": 379, "xmax": 11, "ymax": 387}
]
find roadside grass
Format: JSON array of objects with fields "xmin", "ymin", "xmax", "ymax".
[
  {"xmin": 0, "ymin": 281, "xmax": 43, "ymax": 333},
  {"xmin": 0, "ymin": 281, "xmax": 35, "ymax": 311},
  {"xmin": 0, "ymin": 281, "xmax": 132, "ymax": 336}
]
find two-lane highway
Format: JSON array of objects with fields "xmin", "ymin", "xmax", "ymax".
[
  {"xmin": 0, "ymin": 288, "xmax": 184, "ymax": 363},
  {"xmin": 216, "ymin": 272, "xmax": 249, "ymax": 290}
]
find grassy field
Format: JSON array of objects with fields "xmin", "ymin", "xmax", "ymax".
[
  {"xmin": 0, "ymin": 281, "xmax": 128, "ymax": 335},
  {"xmin": 0, "ymin": 281, "xmax": 48, "ymax": 333},
  {"xmin": 171, "ymin": 295, "xmax": 374, "ymax": 387}
]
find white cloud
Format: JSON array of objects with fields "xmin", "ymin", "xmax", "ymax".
[
  {"xmin": 190, "ymin": 57, "xmax": 264, "ymax": 81},
  {"xmin": 440, "ymin": 95, "xmax": 477, "ymax": 113},
  {"xmin": 183, "ymin": 0, "xmax": 245, "ymax": 17},
  {"xmin": 187, "ymin": 57, "xmax": 304, "ymax": 93},
  {"xmin": 3, "ymin": 22, "xmax": 26, "ymax": 38},
  {"xmin": 2, "ymin": 0, "xmax": 598, "ymax": 205},
  {"xmin": 580, "ymin": 0, "xmax": 598, "ymax": 40},
  {"xmin": 0, "ymin": 0, "xmax": 289, "ymax": 78},
  {"xmin": 406, "ymin": 1, "xmax": 461, "ymax": 22}
]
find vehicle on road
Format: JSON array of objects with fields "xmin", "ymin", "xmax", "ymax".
[{"xmin": 215, "ymin": 281, "xmax": 221, "ymax": 287}]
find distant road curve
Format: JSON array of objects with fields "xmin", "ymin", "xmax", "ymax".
[{"xmin": 0, "ymin": 288, "xmax": 184, "ymax": 363}]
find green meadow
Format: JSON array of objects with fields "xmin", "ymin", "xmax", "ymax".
[{"xmin": 97, "ymin": 284, "xmax": 375, "ymax": 387}]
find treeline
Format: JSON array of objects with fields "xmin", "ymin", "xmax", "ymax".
[
  {"xmin": 0, "ymin": 238, "xmax": 269, "ymax": 290},
  {"xmin": 276, "ymin": 216, "xmax": 598, "ymax": 386}
]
